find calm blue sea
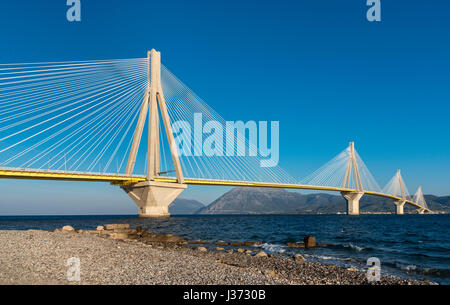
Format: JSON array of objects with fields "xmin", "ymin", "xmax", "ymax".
[{"xmin": 0, "ymin": 214, "xmax": 448, "ymax": 284}]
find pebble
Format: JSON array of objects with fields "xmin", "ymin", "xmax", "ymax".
[
  {"xmin": 0, "ymin": 229, "xmax": 434, "ymax": 285},
  {"xmin": 294, "ymin": 254, "xmax": 305, "ymax": 262}
]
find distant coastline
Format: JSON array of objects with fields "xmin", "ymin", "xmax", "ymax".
[{"xmin": 172, "ymin": 187, "xmax": 450, "ymax": 215}]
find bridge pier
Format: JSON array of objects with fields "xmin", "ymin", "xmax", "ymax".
[
  {"xmin": 417, "ymin": 208, "xmax": 425, "ymax": 214},
  {"xmin": 393, "ymin": 199, "xmax": 406, "ymax": 215},
  {"xmin": 341, "ymin": 191, "xmax": 363, "ymax": 216},
  {"xmin": 122, "ymin": 181, "xmax": 187, "ymax": 217},
  {"xmin": 121, "ymin": 49, "xmax": 186, "ymax": 218}
]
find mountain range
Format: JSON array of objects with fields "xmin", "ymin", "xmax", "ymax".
[
  {"xmin": 169, "ymin": 198, "xmax": 205, "ymax": 215},
  {"xmin": 172, "ymin": 187, "xmax": 450, "ymax": 214}
]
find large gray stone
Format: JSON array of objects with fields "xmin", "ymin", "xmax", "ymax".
[{"xmin": 62, "ymin": 225, "xmax": 75, "ymax": 232}]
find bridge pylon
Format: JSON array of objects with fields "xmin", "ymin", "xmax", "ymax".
[
  {"xmin": 122, "ymin": 49, "xmax": 186, "ymax": 217},
  {"xmin": 417, "ymin": 208, "xmax": 425, "ymax": 214},
  {"xmin": 384, "ymin": 169, "xmax": 408, "ymax": 215},
  {"xmin": 340, "ymin": 142, "xmax": 364, "ymax": 215},
  {"xmin": 393, "ymin": 198, "xmax": 406, "ymax": 215},
  {"xmin": 413, "ymin": 186, "xmax": 428, "ymax": 214},
  {"xmin": 392, "ymin": 169, "xmax": 407, "ymax": 214}
]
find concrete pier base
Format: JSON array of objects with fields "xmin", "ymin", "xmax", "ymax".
[
  {"xmin": 341, "ymin": 191, "xmax": 364, "ymax": 216},
  {"xmin": 393, "ymin": 199, "xmax": 406, "ymax": 215},
  {"xmin": 122, "ymin": 181, "xmax": 187, "ymax": 217},
  {"xmin": 417, "ymin": 208, "xmax": 425, "ymax": 214}
]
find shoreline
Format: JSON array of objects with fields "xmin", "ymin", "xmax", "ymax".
[{"xmin": 0, "ymin": 227, "xmax": 435, "ymax": 285}]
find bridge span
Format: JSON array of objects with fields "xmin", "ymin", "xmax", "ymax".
[
  {"xmin": 0, "ymin": 49, "xmax": 431, "ymax": 216},
  {"xmin": 0, "ymin": 167, "xmax": 431, "ymax": 214}
]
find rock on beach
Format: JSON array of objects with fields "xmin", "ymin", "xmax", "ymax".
[{"xmin": 0, "ymin": 226, "xmax": 435, "ymax": 285}]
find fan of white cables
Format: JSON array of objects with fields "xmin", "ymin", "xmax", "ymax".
[
  {"xmin": 156, "ymin": 65, "xmax": 298, "ymax": 184},
  {"xmin": 413, "ymin": 187, "xmax": 428, "ymax": 208},
  {"xmin": 300, "ymin": 146, "xmax": 381, "ymax": 192},
  {"xmin": 0, "ymin": 58, "xmax": 148, "ymax": 174},
  {"xmin": 382, "ymin": 172, "xmax": 411, "ymax": 199}
]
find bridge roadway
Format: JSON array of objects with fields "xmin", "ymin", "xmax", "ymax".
[{"xmin": 0, "ymin": 168, "xmax": 431, "ymax": 213}]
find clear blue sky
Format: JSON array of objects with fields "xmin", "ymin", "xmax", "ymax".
[{"xmin": 0, "ymin": 0, "xmax": 449, "ymax": 215}]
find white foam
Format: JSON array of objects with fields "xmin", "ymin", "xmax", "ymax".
[
  {"xmin": 256, "ymin": 243, "xmax": 286, "ymax": 253},
  {"xmin": 344, "ymin": 243, "xmax": 364, "ymax": 252},
  {"xmin": 396, "ymin": 263, "xmax": 417, "ymax": 271}
]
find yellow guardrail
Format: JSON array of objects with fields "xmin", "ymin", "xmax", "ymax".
[{"xmin": 0, "ymin": 168, "xmax": 431, "ymax": 213}]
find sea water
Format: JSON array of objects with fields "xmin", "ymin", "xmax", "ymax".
[{"xmin": 0, "ymin": 214, "xmax": 448, "ymax": 284}]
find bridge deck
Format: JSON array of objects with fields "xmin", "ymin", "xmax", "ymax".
[{"xmin": 0, "ymin": 168, "xmax": 431, "ymax": 212}]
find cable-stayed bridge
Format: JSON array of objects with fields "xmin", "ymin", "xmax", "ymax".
[{"xmin": 0, "ymin": 50, "xmax": 431, "ymax": 216}]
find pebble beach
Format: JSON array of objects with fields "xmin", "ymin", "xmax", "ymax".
[{"xmin": 0, "ymin": 225, "xmax": 434, "ymax": 285}]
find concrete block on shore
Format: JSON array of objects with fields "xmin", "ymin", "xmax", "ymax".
[
  {"xmin": 112, "ymin": 228, "xmax": 132, "ymax": 234},
  {"xmin": 96, "ymin": 226, "xmax": 104, "ymax": 231},
  {"xmin": 104, "ymin": 224, "xmax": 130, "ymax": 230},
  {"xmin": 109, "ymin": 233, "xmax": 129, "ymax": 240},
  {"xmin": 98, "ymin": 230, "xmax": 110, "ymax": 236},
  {"xmin": 304, "ymin": 235, "xmax": 316, "ymax": 248}
]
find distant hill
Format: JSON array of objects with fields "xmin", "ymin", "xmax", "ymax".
[
  {"xmin": 169, "ymin": 198, "xmax": 205, "ymax": 215},
  {"xmin": 196, "ymin": 187, "xmax": 450, "ymax": 214}
]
